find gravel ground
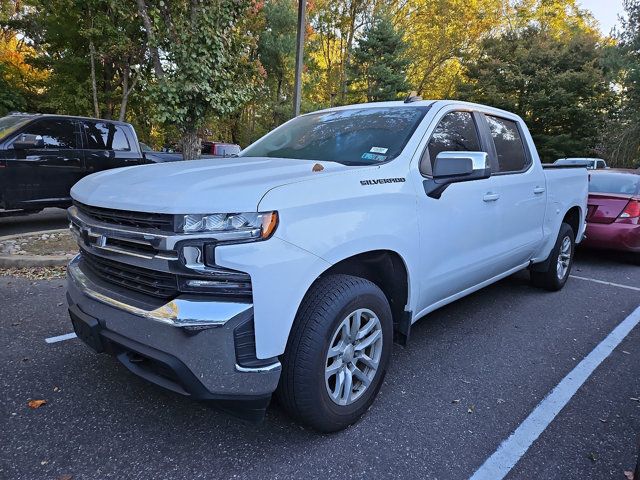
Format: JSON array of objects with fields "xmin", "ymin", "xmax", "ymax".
[{"xmin": 0, "ymin": 231, "xmax": 76, "ymax": 256}]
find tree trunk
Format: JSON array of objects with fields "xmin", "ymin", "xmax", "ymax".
[
  {"xmin": 118, "ymin": 64, "xmax": 139, "ymax": 122},
  {"xmin": 118, "ymin": 67, "xmax": 129, "ymax": 122},
  {"xmin": 135, "ymin": 0, "xmax": 164, "ymax": 78},
  {"xmin": 181, "ymin": 130, "xmax": 200, "ymax": 161},
  {"xmin": 339, "ymin": 2, "xmax": 359, "ymax": 104},
  {"xmin": 89, "ymin": 40, "xmax": 100, "ymax": 118}
]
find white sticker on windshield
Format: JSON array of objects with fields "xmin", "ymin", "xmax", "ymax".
[{"xmin": 370, "ymin": 147, "xmax": 388, "ymax": 154}]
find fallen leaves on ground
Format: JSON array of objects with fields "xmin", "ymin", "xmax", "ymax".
[
  {"xmin": 57, "ymin": 475, "xmax": 73, "ymax": 480},
  {"xmin": 0, "ymin": 266, "xmax": 66, "ymax": 280},
  {"xmin": 28, "ymin": 399, "xmax": 47, "ymax": 409},
  {"xmin": 624, "ymin": 471, "xmax": 634, "ymax": 480},
  {"xmin": 467, "ymin": 404, "xmax": 475, "ymax": 414},
  {"xmin": 587, "ymin": 452, "xmax": 598, "ymax": 462}
]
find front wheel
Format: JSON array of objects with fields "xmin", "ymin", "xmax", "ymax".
[
  {"xmin": 277, "ymin": 274, "xmax": 393, "ymax": 432},
  {"xmin": 530, "ymin": 222, "xmax": 575, "ymax": 291}
]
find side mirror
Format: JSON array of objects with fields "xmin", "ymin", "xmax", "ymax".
[
  {"xmin": 12, "ymin": 134, "xmax": 44, "ymax": 150},
  {"xmin": 424, "ymin": 151, "xmax": 491, "ymax": 199}
]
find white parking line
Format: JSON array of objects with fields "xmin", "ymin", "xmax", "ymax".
[
  {"xmin": 45, "ymin": 332, "xmax": 77, "ymax": 344},
  {"xmin": 570, "ymin": 275, "xmax": 640, "ymax": 292},
  {"xmin": 470, "ymin": 304, "xmax": 640, "ymax": 480}
]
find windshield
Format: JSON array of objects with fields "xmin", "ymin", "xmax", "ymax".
[
  {"xmin": 240, "ymin": 106, "xmax": 430, "ymax": 166},
  {"xmin": 0, "ymin": 115, "xmax": 32, "ymax": 141},
  {"xmin": 589, "ymin": 173, "xmax": 640, "ymax": 195}
]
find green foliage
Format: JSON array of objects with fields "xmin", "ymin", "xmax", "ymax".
[
  {"xmin": 349, "ymin": 15, "xmax": 409, "ymax": 102},
  {"xmin": 457, "ymin": 27, "xmax": 613, "ymax": 163},
  {"xmin": 257, "ymin": 0, "xmax": 298, "ymax": 128},
  {"xmin": 1, "ymin": 0, "xmax": 636, "ymax": 165},
  {"xmin": 17, "ymin": 0, "xmax": 148, "ymax": 119},
  {"xmin": 0, "ymin": 62, "xmax": 26, "ymax": 115},
  {"xmin": 602, "ymin": 0, "xmax": 640, "ymax": 167},
  {"xmin": 141, "ymin": 0, "xmax": 261, "ymax": 158}
]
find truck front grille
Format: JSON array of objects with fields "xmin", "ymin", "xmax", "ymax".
[
  {"xmin": 74, "ymin": 201, "xmax": 175, "ymax": 232},
  {"xmin": 79, "ymin": 249, "xmax": 253, "ymax": 301},
  {"xmin": 80, "ymin": 249, "xmax": 178, "ymax": 299}
]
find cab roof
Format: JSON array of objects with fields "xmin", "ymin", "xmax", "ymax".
[
  {"xmin": 311, "ymin": 100, "xmax": 523, "ymax": 122},
  {"xmin": 6, "ymin": 112, "xmax": 131, "ymax": 126}
]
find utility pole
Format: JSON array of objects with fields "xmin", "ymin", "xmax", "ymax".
[{"xmin": 292, "ymin": 0, "xmax": 306, "ymax": 117}]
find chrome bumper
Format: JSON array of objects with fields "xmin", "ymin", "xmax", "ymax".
[
  {"xmin": 66, "ymin": 258, "xmax": 281, "ymax": 403},
  {"xmin": 67, "ymin": 255, "xmax": 251, "ymax": 328}
]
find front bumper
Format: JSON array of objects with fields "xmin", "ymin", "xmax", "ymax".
[{"xmin": 66, "ymin": 255, "xmax": 281, "ymax": 420}]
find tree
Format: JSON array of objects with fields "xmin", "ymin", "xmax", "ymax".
[
  {"xmin": 508, "ymin": 0, "xmax": 599, "ymax": 37},
  {"xmin": 135, "ymin": 0, "xmax": 261, "ymax": 160},
  {"xmin": 349, "ymin": 15, "xmax": 409, "ymax": 102},
  {"xmin": 0, "ymin": 1, "xmax": 47, "ymax": 114},
  {"xmin": 257, "ymin": 0, "xmax": 298, "ymax": 128},
  {"xmin": 457, "ymin": 27, "xmax": 613, "ymax": 162},
  {"xmin": 15, "ymin": 0, "xmax": 148, "ymax": 120},
  {"xmin": 0, "ymin": 62, "xmax": 26, "ymax": 114},
  {"xmin": 395, "ymin": 0, "xmax": 503, "ymax": 98},
  {"xmin": 602, "ymin": 0, "xmax": 640, "ymax": 167}
]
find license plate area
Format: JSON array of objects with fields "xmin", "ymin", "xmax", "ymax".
[{"xmin": 69, "ymin": 306, "xmax": 105, "ymax": 353}]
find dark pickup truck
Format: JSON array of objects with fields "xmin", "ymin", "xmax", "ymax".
[{"xmin": 0, "ymin": 113, "xmax": 155, "ymax": 215}]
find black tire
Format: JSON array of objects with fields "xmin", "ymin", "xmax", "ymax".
[
  {"xmin": 530, "ymin": 222, "xmax": 575, "ymax": 291},
  {"xmin": 277, "ymin": 274, "xmax": 393, "ymax": 432}
]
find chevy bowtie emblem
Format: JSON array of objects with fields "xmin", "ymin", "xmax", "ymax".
[{"xmin": 80, "ymin": 227, "xmax": 107, "ymax": 247}]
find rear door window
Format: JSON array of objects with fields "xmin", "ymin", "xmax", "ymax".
[
  {"xmin": 18, "ymin": 119, "xmax": 78, "ymax": 149},
  {"xmin": 83, "ymin": 122, "xmax": 131, "ymax": 151},
  {"xmin": 486, "ymin": 115, "xmax": 529, "ymax": 173}
]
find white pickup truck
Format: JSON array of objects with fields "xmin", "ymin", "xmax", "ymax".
[{"xmin": 66, "ymin": 100, "xmax": 588, "ymax": 431}]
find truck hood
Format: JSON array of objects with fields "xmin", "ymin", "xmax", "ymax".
[{"xmin": 71, "ymin": 157, "xmax": 359, "ymax": 213}]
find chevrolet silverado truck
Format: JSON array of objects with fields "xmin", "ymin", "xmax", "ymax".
[{"xmin": 65, "ymin": 100, "xmax": 588, "ymax": 432}]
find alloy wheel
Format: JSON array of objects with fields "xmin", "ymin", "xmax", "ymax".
[
  {"xmin": 556, "ymin": 235, "xmax": 572, "ymax": 280},
  {"xmin": 324, "ymin": 308, "xmax": 383, "ymax": 406}
]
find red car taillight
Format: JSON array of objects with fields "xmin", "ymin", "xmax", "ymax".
[{"xmin": 616, "ymin": 198, "xmax": 640, "ymax": 224}]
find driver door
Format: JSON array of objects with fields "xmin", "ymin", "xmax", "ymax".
[{"xmin": 413, "ymin": 110, "xmax": 504, "ymax": 313}]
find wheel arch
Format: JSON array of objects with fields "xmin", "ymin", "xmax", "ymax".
[
  {"xmin": 300, "ymin": 249, "xmax": 412, "ymax": 345},
  {"xmin": 531, "ymin": 204, "xmax": 583, "ymax": 272},
  {"xmin": 562, "ymin": 205, "xmax": 582, "ymax": 239}
]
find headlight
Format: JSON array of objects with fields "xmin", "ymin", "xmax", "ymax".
[{"xmin": 179, "ymin": 211, "xmax": 278, "ymax": 240}]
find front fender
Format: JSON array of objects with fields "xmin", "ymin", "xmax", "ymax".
[{"xmin": 215, "ymin": 237, "xmax": 331, "ymax": 359}]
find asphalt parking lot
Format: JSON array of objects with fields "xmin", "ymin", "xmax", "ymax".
[
  {"xmin": 1, "ymin": 249, "xmax": 639, "ymax": 480},
  {"xmin": 0, "ymin": 209, "xmax": 69, "ymax": 237}
]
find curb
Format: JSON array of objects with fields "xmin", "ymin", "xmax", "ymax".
[
  {"xmin": 0, "ymin": 229, "xmax": 75, "ymax": 268},
  {"xmin": 0, "ymin": 254, "xmax": 74, "ymax": 268},
  {"xmin": 0, "ymin": 228, "xmax": 69, "ymax": 241}
]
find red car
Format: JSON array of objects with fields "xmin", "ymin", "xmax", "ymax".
[
  {"xmin": 200, "ymin": 141, "xmax": 240, "ymax": 157},
  {"xmin": 582, "ymin": 169, "xmax": 640, "ymax": 253}
]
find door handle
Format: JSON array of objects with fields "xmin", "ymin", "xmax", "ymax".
[
  {"xmin": 533, "ymin": 186, "xmax": 546, "ymax": 194},
  {"xmin": 483, "ymin": 192, "xmax": 500, "ymax": 202}
]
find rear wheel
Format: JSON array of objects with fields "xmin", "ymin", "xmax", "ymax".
[
  {"xmin": 277, "ymin": 274, "xmax": 393, "ymax": 432},
  {"xmin": 530, "ymin": 222, "xmax": 575, "ymax": 291}
]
